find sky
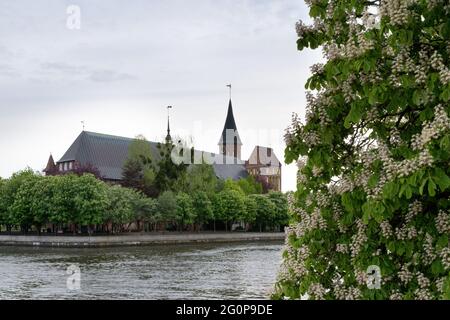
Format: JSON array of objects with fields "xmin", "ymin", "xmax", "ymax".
[{"xmin": 0, "ymin": 0, "xmax": 323, "ymax": 192}]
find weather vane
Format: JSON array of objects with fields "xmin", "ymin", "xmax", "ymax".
[
  {"xmin": 81, "ymin": 121, "xmax": 85, "ymax": 131},
  {"xmin": 226, "ymin": 84, "xmax": 232, "ymax": 100}
]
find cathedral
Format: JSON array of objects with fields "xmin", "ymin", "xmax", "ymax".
[{"xmin": 44, "ymin": 99, "xmax": 282, "ymax": 191}]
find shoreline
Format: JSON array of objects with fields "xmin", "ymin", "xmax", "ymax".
[{"xmin": 0, "ymin": 232, "xmax": 285, "ymax": 248}]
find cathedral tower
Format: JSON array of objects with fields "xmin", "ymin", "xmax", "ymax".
[{"xmin": 218, "ymin": 99, "xmax": 242, "ymax": 160}]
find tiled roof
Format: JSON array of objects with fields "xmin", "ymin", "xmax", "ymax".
[{"xmin": 58, "ymin": 131, "xmax": 247, "ymax": 181}]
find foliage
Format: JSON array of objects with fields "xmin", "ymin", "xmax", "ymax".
[
  {"xmin": 0, "ymin": 168, "xmax": 285, "ymax": 234},
  {"xmin": 276, "ymin": 0, "xmax": 450, "ymax": 300},
  {"xmin": 236, "ymin": 175, "xmax": 264, "ymax": 195},
  {"xmin": 122, "ymin": 136, "xmax": 158, "ymax": 197},
  {"xmin": 175, "ymin": 163, "xmax": 218, "ymax": 195},
  {"xmin": 105, "ymin": 185, "xmax": 136, "ymax": 231},
  {"xmin": 157, "ymin": 191, "xmax": 178, "ymax": 225},
  {"xmin": 154, "ymin": 140, "xmax": 187, "ymax": 193},
  {"xmin": 175, "ymin": 192, "xmax": 196, "ymax": 229},
  {"xmin": 218, "ymin": 189, "xmax": 246, "ymax": 229},
  {"xmin": 251, "ymin": 194, "xmax": 277, "ymax": 232},
  {"xmin": 192, "ymin": 191, "xmax": 214, "ymax": 226},
  {"xmin": 268, "ymin": 192, "xmax": 290, "ymax": 228},
  {"xmin": 242, "ymin": 195, "xmax": 258, "ymax": 225}
]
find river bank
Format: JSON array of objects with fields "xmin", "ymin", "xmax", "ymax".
[{"xmin": 0, "ymin": 232, "xmax": 285, "ymax": 248}]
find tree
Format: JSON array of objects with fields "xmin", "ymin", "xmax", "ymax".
[
  {"xmin": 222, "ymin": 178, "xmax": 245, "ymax": 195},
  {"xmin": 175, "ymin": 192, "xmax": 195, "ymax": 231},
  {"xmin": 157, "ymin": 191, "xmax": 178, "ymax": 229},
  {"xmin": 210, "ymin": 193, "xmax": 224, "ymax": 232},
  {"xmin": 219, "ymin": 189, "xmax": 246, "ymax": 231},
  {"xmin": 276, "ymin": 1, "xmax": 450, "ymax": 300},
  {"xmin": 251, "ymin": 194, "xmax": 276, "ymax": 233},
  {"xmin": 132, "ymin": 194, "xmax": 158, "ymax": 232},
  {"xmin": 0, "ymin": 169, "xmax": 36, "ymax": 232},
  {"xmin": 10, "ymin": 173, "xmax": 42, "ymax": 233},
  {"xmin": 175, "ymin": 163, "xmax": 218, "ymax": 196},
  {"xmin": 191, "ymin": 191, "xmax": 214, "ymax": 230},
  {"xmin": 154, "ymin": 139, "xmax": 187, "ymax": 194},
  {"xmin": 122, "ymin": 136, "xmax": 158, "ymax": 197},
  {"xmin": 104, "ymin": 185, "xmax": 135, "ymax": 233},
  {"xmin": 242, "ymin": 195, "xmax": 258, "ymax": 230},
  {"xmin": 237, "ymin": 176, "xmax": 264, "ymax": 195},
  {"xmin": 267, "ymin": 192, "xmax": 290, "ymax": 231}
]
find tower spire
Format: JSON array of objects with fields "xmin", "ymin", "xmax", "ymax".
[
  {"xmin": 166, "ymin": 106, "xmax": 172, "ymax": 143},
  {"xmin": 218, "ymin": 88, "xmax": 242, "ymax": 160}
]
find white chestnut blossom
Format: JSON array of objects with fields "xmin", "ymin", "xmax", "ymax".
[{"xmin": 435, "ymin": 210, "xmax": 450, "ymax": 234}]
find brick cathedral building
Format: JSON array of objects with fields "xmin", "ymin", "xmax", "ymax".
[{"xmin": 44, "ymin": 99, "xmax": 282, "ymax": 191}]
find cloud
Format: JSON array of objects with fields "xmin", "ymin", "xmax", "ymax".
[
  {"xmin": 89, "ymin": 70, "xmax": 137, "ymax": 82},
  {"xmin": 40, "ymin": 62, "xmax": 137, "ymax": 83}
]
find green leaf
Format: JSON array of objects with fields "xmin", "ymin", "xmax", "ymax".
[
  {"xmin": 397, "ymin": 242, "xmax": 405, "ymax": 256},
  {"xmin": 344, "ymin": 103, "xmax": 363, "ymax": 128},
  {"xmin": 433, "ymin": 168, "xmax": 450, "ymax": 191},
  {"xmin": 428, "ymin": 179, "xmax": 436, "ymax": 197},
  {"xmin": 436, "ymin": 234, "xmax": 448, "ymax": 250},
  {"xmin": 387, "ymin": 241, "xmax": 396, "ymax": 252},
  {"xmin": 431, "ymin": 260, "xmax": 444, "ymax": 275}
]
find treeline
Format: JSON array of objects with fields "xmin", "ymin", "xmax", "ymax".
[{"xmin": 0, "ymin": 169, "xmax": 289, "ymax": 234}]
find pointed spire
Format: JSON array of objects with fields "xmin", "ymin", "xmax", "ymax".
[
  {"xmin": 44, "ymin": 153, "xmax": 57, "ymax": 174},
  {"xmin": 166, "ymin": 106, "xmax": 173, "ymax": 143},
  {"xmin": 218, "ymin": 99, "xmax": 242, "ymax": 146}
]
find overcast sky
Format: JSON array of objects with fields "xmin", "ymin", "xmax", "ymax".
[{"xmin": 0, "ymin": 0, "xmax": 322, "ymax": 191}]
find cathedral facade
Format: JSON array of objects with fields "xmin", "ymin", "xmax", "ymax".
[{"xmin": 44, "ymin": 99, "xmax": 282, "ymax": 191}]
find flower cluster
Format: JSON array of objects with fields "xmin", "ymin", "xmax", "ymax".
[
  {"xmin": 332, "ymin": 284, "xmax": 361, "ymax": 300},
  {"xmin": 422, "ymin": 233, "xmax": 436, "ymax": 265},
  {"xmin": 308, "ymin": 283, "xmax": 326, "ymax": 300},
  {"xmin": 405, "ymin": 200, "xmax": 422, "ymax": 224},
  {"xmin": 350, "ymin": 219, "xmax": 368, "ymax": 258},
  {"xmin": 389, "ymin": 290, "xmax": 403, "ymax": 300},
  {"xmin": 439, "ymin": 247, "xmax": 450, "ymax": 269},
  {"xmin": 380, "ymin": 0, "xmax": 414, "ymax": 25},
  {"xmin": 380, "ymin": 220, "xmax": 393, "ymax": 238},
  {"xmin": 411, "ymin": 105, "xmax": 450, "ymax": 151},
  {"xmin": 430, "ymin": 51, "xmax": 450, "ymax": 84},
  {"xmin": 435, "ymin": 210, "xmax": 450, "ymax": 234},
  {"xmin": 398, "ymin": 264, "xmax": 413, "ymax": 284},
  {"xmin": 336, "ymin": 243, "xmax": 348, "ymax": 254}
]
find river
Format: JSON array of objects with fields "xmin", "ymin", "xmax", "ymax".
[{"xmin": 0, "ymin": 241, "xmax": 283, "ymax": 300}]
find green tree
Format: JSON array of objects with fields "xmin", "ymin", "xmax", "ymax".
[
  {"xmin": 154, "ymin": 139, "xmax": 187, "ymax": 193},
  {"xmin": 276, "ymin": 0, "xmax": 450, "ymax": 300},
  {"xmin": 222, "ymin": 178, "xmax": 245, "ymax": 195},
  {"xmin": 268, "ymin": 192, "xmax": 289, "ymax": 231},
  {"xmin": 122, "ymin": 135, "xmax": 158, "ymax": 197},
  {"xmin": 104, "ymin": 185, "xmax": 135, "ymax": 233},
  {"xmin": 210, "ymin": 193, "xmax": 224, "ymax": 232},
  {"xmin": 0, "ymin": 169, "xmax": 36, "ymax": 232},
  {"xmin": 175, "ymin": 192, "xmax": 195, "ymax": 231},
  {"xmin": 10, "ymin": 173, "xmax": 42, "ymax": 233},
  {"xmin": 242, "ymin": 195, "xmax": 258, "ymax": 230},
  {"xmin": 157, "ymin": 191, "xmax": 178, "ymax": 229},
  {"xmin": 132, "ymin": 194, "xmax": 158, "ymax": 232},
  {"xmin": 237, "ymin": 176, "xmax": 263, "ymax": 195},
  {"xmin": 219, "ymin": 189, "xmax": 245, "ymax": 231},
  {"xmin": 192, "ymin": 191, "xmax": 214, "ymax": 230},
  {"xmin": 251, "ymin": 194, "xmax": 276, "ymax": 232},
  {"xmin": 175, "ymin": 163, "xmax": 218, "ymax": 195},
  {"xmin": 72, "ymin": 174, "xmax": 108, "ymax": 227}
]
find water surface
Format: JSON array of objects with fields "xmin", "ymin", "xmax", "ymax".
[{"xmin": 0, "ymin": 241, "xmax": 283, "ymax": 300}]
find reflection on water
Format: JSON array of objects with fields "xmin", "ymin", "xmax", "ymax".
[{"xmin": 0, "ymin": 241, "xmax": 283, "ymax": 300}]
